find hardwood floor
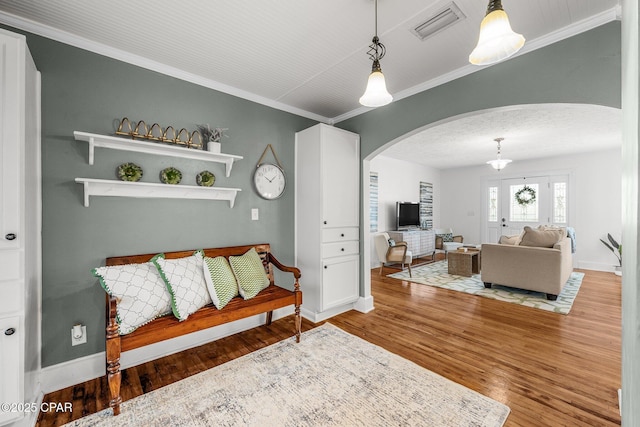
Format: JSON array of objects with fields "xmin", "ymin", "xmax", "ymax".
[{"xmin": 38, "ymin": 264, "xmax": 621, "ymax": 426}]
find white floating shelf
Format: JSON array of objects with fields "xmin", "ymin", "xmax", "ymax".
[
  {"xmin": 74, "ymin": 131, "xmax": 243, "ymax": 177},
  {"xmin": 75, "ymin": 178, "xmax": 241, "ymax": 208}
]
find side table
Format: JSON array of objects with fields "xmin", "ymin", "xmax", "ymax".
[{"xmin": 447, "ymin": 249, "xmax": 481, "ymax": 277}]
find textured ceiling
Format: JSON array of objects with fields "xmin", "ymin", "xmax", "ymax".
[
  {"xmin": 0, "ymin": 1, "xmax": 622, "ymax": 168},
  {"xmin": 381, "ymin": 104, "xmax": 621, "ymax": 169}
]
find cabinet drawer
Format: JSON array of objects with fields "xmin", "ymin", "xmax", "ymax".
[
  {"xmin": 322, "ymin": 227, "xmax": 358, "ymax": 243},
  {"xmin": 322, "ymin": 241, "xmax": 359, "ymax": 258}
]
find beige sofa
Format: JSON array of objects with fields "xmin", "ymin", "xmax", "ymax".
[{"xmin": 480, "ymin": 228, "xmax": 573, "ymax": 301}]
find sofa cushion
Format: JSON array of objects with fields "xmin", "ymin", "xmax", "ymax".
[{"xmin": 519, "ymin": 226, "xmax": 565, "ymax": 248}]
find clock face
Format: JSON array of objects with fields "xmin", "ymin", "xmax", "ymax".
[{"xmin": 254, "ymin": 163, "xmax": 286, "ymax": 200}]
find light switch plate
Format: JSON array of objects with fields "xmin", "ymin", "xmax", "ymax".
[{"xmin": 251, "ymin": 208, "xmax": 259, "ymax": 220}]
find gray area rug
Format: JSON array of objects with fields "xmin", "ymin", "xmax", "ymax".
[
  {"xmin": 64, "ymin": 323, "xmax": 510, "ymax": 426},
  {"xmin": 388, "ymin": 260, "xmax": 584, "ymax": 314}
]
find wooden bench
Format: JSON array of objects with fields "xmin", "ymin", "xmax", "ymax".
[{"xmin": 104, "ymin": 243, "xmax": 302, "ymax": 416}]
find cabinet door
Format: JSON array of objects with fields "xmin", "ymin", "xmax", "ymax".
[
  {"xmin": 322, "ymin": 255, "xmax": 359, "ymax": 311},
  {"xmin": 0, "ymin": 32, "xmax": 22, "ymax": 251},
  {"xmin": 0, "ymin": 316, "xmax": 21, "ymax": 425},
  {"xmin": 321, "ymin": 128, "xmax": 359, "ymax": 228}
]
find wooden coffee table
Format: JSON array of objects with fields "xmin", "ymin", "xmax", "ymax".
[{"xmin": 447, "ymin": 248, "xmax": 481, "ymax": 277}]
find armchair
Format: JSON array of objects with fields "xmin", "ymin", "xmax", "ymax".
[
  {"xmin": 374, "ymin": 232, "xmax": 413, "ymax": 277},
  {"xmin": 434, "ymin": 228, "xmax": 464, "ymax": 257}
]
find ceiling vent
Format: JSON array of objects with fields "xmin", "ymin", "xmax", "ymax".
[{"xmin": 410, "ymin": 2, "xmax": 466, "ymax": 41}]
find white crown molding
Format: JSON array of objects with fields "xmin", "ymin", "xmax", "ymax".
[
  {"xmin": 333, "ymin": 6, "xmax": 620, "ymax": 124},
  {"xmin": 0, "ymin": 11, "xmax": 331, "ymax": 124}
]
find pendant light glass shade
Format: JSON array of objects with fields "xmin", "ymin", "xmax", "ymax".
[
  {"xmin": 486, "ymin": 137, "xmax": 512, "ymax": 171},
  {"xmin": 486, "ymin": 158, "xmax": 512, "ymax": 171},
  {"xmin": 359, "ymin": 62, "xmax": 393, "ymax": 107},
  {"xmin": 359, "ymin": 0, "xmax": 392, "ymax": 108},
  {"xmin": 469, "ymin": 1, "xmax": 525, "ymax": 66}
]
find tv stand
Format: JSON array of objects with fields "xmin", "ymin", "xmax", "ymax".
[{"xmin": 387, "ymin": 229, "xmax": 435, "ymax": 260}]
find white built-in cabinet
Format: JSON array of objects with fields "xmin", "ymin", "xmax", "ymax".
[
  {"xmin": 295, "ymin": 124, "xmax": 360, "ymax": 322},
  {"xmin": 0, "ymin": 29, "xmax": 42, "ymax": 426}
]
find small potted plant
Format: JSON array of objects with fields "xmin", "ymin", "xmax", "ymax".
[
  {"xmin": 197, "ymin": 124, "xmax": 228, "ymax": 153},
  {"xmin": 600, "ymin": 233, "xmax": 622, "ymax": 276}
]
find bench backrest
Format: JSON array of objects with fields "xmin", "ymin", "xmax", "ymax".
[{"xmin": 106, "ymin": 243, "xmax": 276, "ymax": 285}]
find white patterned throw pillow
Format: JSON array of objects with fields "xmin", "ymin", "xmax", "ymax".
[
  {"xmin": 229, "ymin": 247, "xmax": 270, "ymax": 300},
  {"xmin": 203, "ymin": 256, "xmax": 239, "ymax": 309},
  {"xmin": 153, "ymin": 250, "xmax": 211, "ymax": 321},
  {"xmin": 93, "ymin": 261, "xmax": 172, "ymax": 335}
]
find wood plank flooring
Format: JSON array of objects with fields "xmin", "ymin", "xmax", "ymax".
[{"xmin": 37, "ymin": 263, "xmax": 621, "ymax": 426}]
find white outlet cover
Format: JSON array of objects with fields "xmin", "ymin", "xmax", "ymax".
[
  {"xmin": 251, "ymin": 208, "xmax": 259, "ymax": 220},
  {"xmin": 71, "ymin": 325, "xmax": 87, "ymax": 346}
]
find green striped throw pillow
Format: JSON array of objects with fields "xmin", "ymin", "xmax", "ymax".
[
  {"xmin": 229, "ymin": 247, "xmax": 270, "ymax": 300},
  {"xmin": 203, "ymin": 256, "xmax": 239, "ymax": 309}
]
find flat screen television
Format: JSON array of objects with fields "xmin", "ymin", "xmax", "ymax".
[{"xmin": 396, "ymin": 202, "xmax": 420, "ymax": 230}]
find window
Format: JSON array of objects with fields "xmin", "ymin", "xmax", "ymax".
[
  {"xmin": 553, "ymin": 182, "xmax": 567, "ymax": 224},
  {"xmin": 488, "ymin": 186, "xmax": 498, "ymax": 222},
  {"xmin": 510, "ymin": 184, "xmax": 539, "ymax": 222}
]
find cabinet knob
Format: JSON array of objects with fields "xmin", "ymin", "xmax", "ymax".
[
  {"xmin": 341, "ymin": 248, "xmax": 345, "ymax": 251},
  {"xmin": 340, "ymin": 233, "xmax": 344, "ymax": 237},
  {"xmin": 5, "ymin": 233, "xmax": 16, "ymax": 241},
  {"xmin": 324, "ymin": 265, "xmax": 327, "ymax": 269},
  {"xmin": 323, "ymin": 221, "xmax": 327, "ymax": 225},
  {"xmin": 4, "ymin": 328, "xmax": 15, "ymax": 336}
]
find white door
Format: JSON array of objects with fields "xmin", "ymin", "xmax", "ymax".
[
  {"xmin": 500, "ymin": 177, "xmax": 550, "ymax": 237},
  {"xmin": 485, "ymin": 175, "xmax": 569, "ymax": 242}
]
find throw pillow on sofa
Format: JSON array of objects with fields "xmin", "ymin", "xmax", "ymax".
[{"xmin": 519, "ymin": 226, "xmax": 565, "ymax": 248}]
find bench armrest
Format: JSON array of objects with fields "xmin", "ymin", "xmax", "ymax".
[{"xmin": 267, "ymin": 253, "xmax": 301, "ymax": 279}]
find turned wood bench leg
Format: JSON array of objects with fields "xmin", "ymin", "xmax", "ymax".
[
  {"xmin": 106, "ymin": 296, "xmax": 122, "ymax": 415},
  {"xmin": 266, "ymin": 310, "xmax": 273, "ymax": 325}
]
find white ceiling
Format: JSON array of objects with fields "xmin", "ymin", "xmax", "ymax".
[{"xmin": 0, "ymin": 0, "xmax": 622, "ymax": 168}]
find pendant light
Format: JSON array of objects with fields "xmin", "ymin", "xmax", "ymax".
[
  {"xmin": 359, "ymin": 0, "xmax": 392, "ymax": 108},
  {"xmin": 486, "ymin": 137, "xmax": 512, "ymax": 171},
  {"xmin": 469, "ymin": 0, "xmax": 525, "ymax": 66}
]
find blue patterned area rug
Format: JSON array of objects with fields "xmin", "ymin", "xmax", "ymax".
[
  {"xmin": 64, "ymin": 323, "xmax": 510, "ymax": 426},
  {"xmin": 388, "ymin": 260, "xmax": 584, "ymax": 315}
]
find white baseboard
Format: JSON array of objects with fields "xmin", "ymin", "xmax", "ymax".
[
  {"xmin": 577, "ymin": 261, "xmax": 618, "ymax": 272},
  {"xmin": 618, "ymin": 388, "xmax": 622, "ymax": 416},
  {"xmin": 41, "ymin": 307, "xmax": 294, "ymax": 394},
  {"xmin": 300, "ymin": 303, "xmax": 356, "ymax": 323},
  {"xmin": 354, "ymin": 296, "xmax": 374, "ymax": 313}
]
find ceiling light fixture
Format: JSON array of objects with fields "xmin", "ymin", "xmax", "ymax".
[
  {"xmin": 487, "ymin": 137, "xmax": 512, "ymax": 171},
  {"xmin": 469, "ymin": 0, "xmax": 525, "ymax": 66},
  {"xmin": 359, "ymin": 0, "xmax": 393, "ymax": 108}
]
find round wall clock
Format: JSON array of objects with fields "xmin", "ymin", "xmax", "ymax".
[{"xmin": 254, "ymin": 163, "xmax": 286, "ymax": 200}]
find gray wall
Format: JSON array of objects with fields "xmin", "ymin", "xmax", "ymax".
[{"xmin": 6, "ymin": 28, "xmax": 315, "ymax": 367}]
